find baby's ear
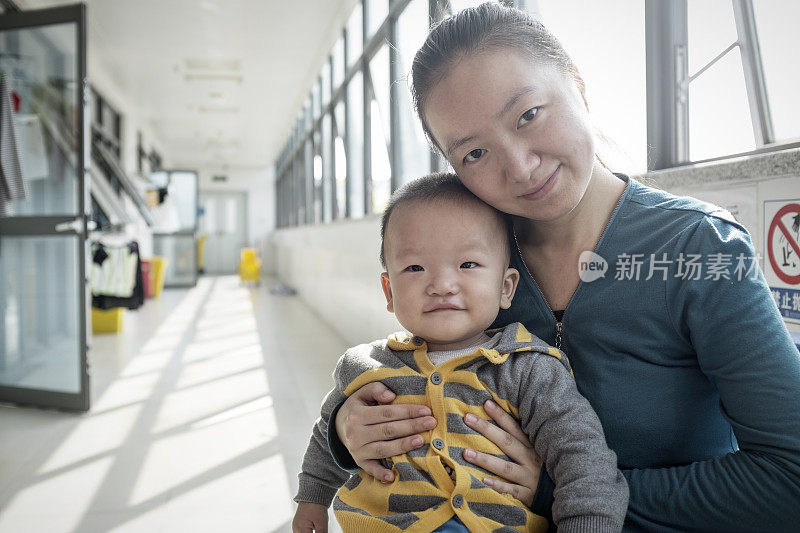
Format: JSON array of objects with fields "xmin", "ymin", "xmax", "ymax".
[
  {"xmin": 500, "ymin": 268, "xmax": 519, "ymax": 310},
  {"xmin": 380, "ymin": 272, "xmax": 394, "ymax": 313}
]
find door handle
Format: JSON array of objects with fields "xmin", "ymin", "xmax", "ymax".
[{"xmin": 55, "ymin": 217, "xmax": 95, "ymax": 235}]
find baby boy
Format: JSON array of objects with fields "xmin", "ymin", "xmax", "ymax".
[{"xmin": 293, "ymin": 172, "xmax": 628, "ymax": 532}]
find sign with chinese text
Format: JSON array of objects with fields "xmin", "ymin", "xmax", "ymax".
[{"xmin": 764, "ymin": 199, "xmax": 800, "ymax": 324}]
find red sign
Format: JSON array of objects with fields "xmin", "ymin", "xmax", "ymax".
[{"xmin": 767, "ymin": 203, "xmax": 800, "ymax": 285}]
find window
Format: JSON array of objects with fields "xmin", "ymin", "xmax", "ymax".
[
  {"xmin": 752, "ymin": 2, "xmax": 800, "ymax": 143},
  {"xmin": 346, "ymin": 71, "xmax": 365, "ymax": 218}
]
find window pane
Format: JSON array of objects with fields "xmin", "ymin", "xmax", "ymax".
[
  {"xmin": 753, "ymin": 2, "xmax": 800, "ymax": 143},
  {"xmin": 321, "ymin": 59, "xmax": 332, "ymax": 108},
  {"xmin": 322, "ymin": 113, "xmax": 334, "ymax": 222},
  {"xmin": 369, "ymin": 45, "xmax": 391, "ymax": 212},
  {"xmin": 688, "ymin": 0, "xmax": 737, "ymax": 76},
  {"xmin": 366, "ymin": 0, "xmax": 389, "ymax": 39},
  {"xmin": 346, "ymin": 71, "xmax": 365, "ymax": 218},
  {"xmin": 332, "ymin": 36, "xmax": 346, "ymax": 91},
  {"xmin": 347, "ymin": 3, "xmax": 364, "ymax": 69},
  {"xmin": 334, "ymin": 101, "xmax": 347, "ymax": 220},
  {"xmin": 313, "ymin": 131, "xmax": 323, "ymax": 224},
  {"xmin": 538, "ymin": 1, "xmax": 646, "ymax": 174},
  {"xmin": 335, "ymin": 136, "xmax": 347, "ymax": 220},
  {"xmin": 1, "ymin": 23, "xmax": 80, "ymax": 216},
  {"xmin": 168, "ymin": 171, "xmax": 198, "ymax": 230},
  {"xmin": 370, "ymin": 99, "xmax": 391, "ymax": 213},
  {"xmin": 305, "ymin": 137, "xmax": 314, "ymax": 224},
  {"xmin": 0, "ymin": 236, "xmax": 81, "ymax": 393},
  {"xmin": 312, "ymin": 80, "xmax": 321, "ymax": 121},
  {"xmin": 395, "ymin": 0, "xmax": 432, "ymax": 184},
  {"xmin": 689, "ymin": 48, "xmax": 754, "ymax": 161}
]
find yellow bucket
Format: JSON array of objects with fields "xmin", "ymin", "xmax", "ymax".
[
  {"xmin": 151, "ymin": 256, "xmax": 167, "ymax": 298},
  {"xmin": 92, "ymin": 307, "xmax": 124, "ymax": 334}
]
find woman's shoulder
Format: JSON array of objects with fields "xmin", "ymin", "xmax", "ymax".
[
  {"xmin": 620, "ymin": 177, "xmax": 747, "ymax": 235},
  {"xmin": 603, "ymin": 177, "xmax": 753, "ymax": 257}
]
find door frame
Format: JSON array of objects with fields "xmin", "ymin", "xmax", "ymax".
[{"xmin": 0, "ymin": 4, "xmax": 89, "ymax": 411}]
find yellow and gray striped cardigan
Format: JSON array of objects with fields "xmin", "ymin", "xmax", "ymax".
[{"xmin": 296, "ymin": 322, "xmax": 628, "ymax": 532}]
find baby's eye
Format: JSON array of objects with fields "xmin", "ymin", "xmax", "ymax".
[
  {"xmin": 464, "ymin": 148, "xmax": 486, "ymax": 164},
  {"xmin": 517, "ymin": 107, "xmax": 539, "ymax": 127},
  {"xmin": 460, "ymin": 261, "xmax": 478, "ymax": 269},
  {"xmin": 405, "ymin": 265, "xmax": 424, "ymax": 272}
]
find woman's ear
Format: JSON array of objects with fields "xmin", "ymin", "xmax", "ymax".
[
  {"xmin": 381, "ymin": 272, "xmax": 394, "ymax": 313},
  {"xmin": 569, "ymin": 66, "xmax": 589, "ymax": 110},
  {"xmin": 500, "ymin": 268, "xmax": 520, "ymax": 310}
]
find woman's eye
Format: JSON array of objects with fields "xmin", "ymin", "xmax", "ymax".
[
  {"xmin": 405, "ymin": 265, "xmax": 424, "ymax": 272},
  {"xmin": 460, "ymin": 261, "xmax": 478, "ymax": 269},
  {"xmin": 517, "ymin": 107, "xmax": 538, "ymax": 127},
  {"xmin": 463, "ymin": 148, "xmax": 486, "ymax": 163}
]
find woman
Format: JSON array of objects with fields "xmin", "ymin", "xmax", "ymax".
[{"xmin": 328, "ymin": 3, "xmax": 800, "ymax": 531}]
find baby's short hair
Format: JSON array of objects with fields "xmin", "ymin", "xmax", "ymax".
[{"xmin": 379, "ymin": 172, "xmax": 511, "ymax": 269}]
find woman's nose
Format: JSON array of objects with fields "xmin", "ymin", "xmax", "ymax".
[{"xmin": 503, "ymin": 144, "xmax": 541, "ymax": 183}]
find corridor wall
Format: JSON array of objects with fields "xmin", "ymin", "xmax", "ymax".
[{"xmin": 272, "ymin": 215, "xmax": 400, "ymax": 346}]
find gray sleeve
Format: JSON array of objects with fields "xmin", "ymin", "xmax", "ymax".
[
  {"xmin": 294, "ymin": 353, "xmax": 355, "ymax": 506},
  {"xmin": 517, "ymin": 354, "xmax": 629, "ymax": 532}
]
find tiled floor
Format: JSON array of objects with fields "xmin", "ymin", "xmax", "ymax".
[{"xmin": 0, "ymin": 276, "xmax": 348, "ymax": 533}]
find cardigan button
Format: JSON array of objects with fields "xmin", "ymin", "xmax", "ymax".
[
  {"xmin": 452, "ymin": 494, "xmax": 463, "ymax": 507},
  {"xmin": 430, "ymin": 373, "xmax": 442, "ymax": 385},
  {"xmin": 412, "ymin": 336, "xmax": 424, "ymax": 346},
  {"xmin": 432, "ymin": 438, "xmax": 444, "ymax": 450}
]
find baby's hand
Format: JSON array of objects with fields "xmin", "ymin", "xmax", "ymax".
[{"xmin": 292, "ymin": 501, "xmax": 329, "ymax": 533}]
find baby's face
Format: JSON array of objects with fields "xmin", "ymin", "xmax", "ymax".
[{"xmin": 381, "ymin": 199, "xmax": 518, "ymax": 352}]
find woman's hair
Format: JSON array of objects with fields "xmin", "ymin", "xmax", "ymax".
[{"xmin": 411, "ymin": 1, "xmax": 585, "ymax": 151}]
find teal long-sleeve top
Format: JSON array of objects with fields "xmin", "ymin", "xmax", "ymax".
[
  {"xmin": 493, "ymin": 176, "xmax": 800, "ymax": 532},
  {"xmin": 329, "ymin": 176, "xmax": 800, "ymax": 531}
]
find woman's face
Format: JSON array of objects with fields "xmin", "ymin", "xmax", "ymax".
[{"xmin": 424, "ymin": 48, "xmax": 596, "ymax": 222}]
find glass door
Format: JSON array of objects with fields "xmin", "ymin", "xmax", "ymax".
[
  {"xmin": 0, "ymin": 5, "xmax": 89, "ymax": 411},
  {"xmin": 199, "ymin": 191, "xmax": 248, "ymax": 274}
]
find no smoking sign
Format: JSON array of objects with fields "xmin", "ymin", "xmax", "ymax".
[
  {"xmin": 764, "ymin": 200, "xmax": 800, "ymax": 323},
  {"xmin": 767, "ymin": 203, "xmax": 800, "ymax": 284}
]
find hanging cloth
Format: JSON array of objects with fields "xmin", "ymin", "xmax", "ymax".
[
  {"xmin": 91, "ymin": 240, "xmax": 145, "ymax": 311},
  {"xmin": 0, "ymin": 72, "xmax": 26, "ymax": 217}
]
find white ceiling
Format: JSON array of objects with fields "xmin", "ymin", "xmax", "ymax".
[{"xmin": 17, "ymin": 0, "xmax": 358, "ymax": 171}]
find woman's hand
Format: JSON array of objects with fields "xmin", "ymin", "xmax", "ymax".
[
  {"xmin": 462, "ymin": 399, "xmax": 543, "ymax": 507},
  {"xmin": 336, "ymin": 381, "xmax": 437, "ymax": 482}
]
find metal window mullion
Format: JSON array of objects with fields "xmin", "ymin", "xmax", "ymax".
[
  {"xmin": 343, "ymin": 26, "xmax": 353, "ymax": 219},
  {"xmin": 389, "ymin": 2, "xmax": 402, "ymax": 192},
  {"xmin": 305, "ymin": 135, "xmax": 314, "ymax": 225},
  {"xmin": 732, "ymin": 0, "xmax": 774, "ymax": 146},
  {"xmin": 645, "ymin": 0, "xmax": 689, "ymax": 170},
  {"xmin": 328, "ymin": 53, "xmax": 339, "ymax": 220},
  {"xmin": 362, "ymin": 0, "xmax": 372, "ymax": 215}
]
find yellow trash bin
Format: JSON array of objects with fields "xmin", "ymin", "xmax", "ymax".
[
  {"xmin": 92, "ymin": 307, "xmax": 124, "ymax": 334},
  {"xmin": 197, "ymin": 234, "xmax": 207, "ymax": 274},
  {"xmin": 238, "ymin": 248, "xmax": 261, "ymax": 283},
  {"xmin": 151, "ymin": 256, "xmax": 167, "ymax": 298}
]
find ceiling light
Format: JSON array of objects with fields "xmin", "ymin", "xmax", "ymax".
[
  {"xmin": 185, "ymin": 73, "xmax": 243, "ymax": 83},
  {"xmin": 183, "ymin": 58, "xmax": 241, "ymax": 72}
]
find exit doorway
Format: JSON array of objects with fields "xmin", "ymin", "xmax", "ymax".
[{"xmin": 198, "ymin": 191, "xmax": 248, "ymax": 275}]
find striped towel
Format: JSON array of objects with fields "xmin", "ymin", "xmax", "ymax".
[{"xmin": 0, "ymin": 73, "xmax": 26, "ymax": 217}]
